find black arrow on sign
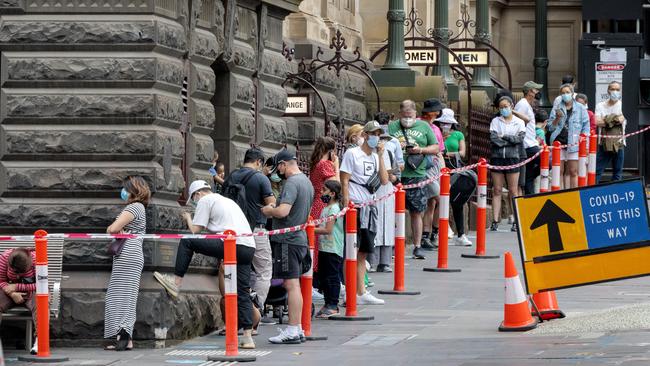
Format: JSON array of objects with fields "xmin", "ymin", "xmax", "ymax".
[{"xmin": 530, "ymin": 199, "xmax": 575, "ymax": 252}]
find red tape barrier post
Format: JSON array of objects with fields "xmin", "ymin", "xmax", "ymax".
[
  {"xmin": 588, "ymin": 134, "xmax": 597, "ymax": 185},
  {"xmin": 301, "ymin": 219, "xmax": 327, "ymax": 340},
  {"xmin": 17, "ymin": 230, "xmax": 68, "ymax": 363},
  {"xmin": 539, "ymin": 145, "xmax": 550, "ymax": 193},
  {"xmin": 578, "ymin": 133, "xmax": 588, "ymax": 187},
  {"xmin": 208, "ymin": 230, "xmax": 256, "ymax": 363},
  {"xmin": 462, "ymin": 159, "xmax": 499, "ymax": 259},
  {"xmin": 379, "ymin": 184, "xmax": 420, "ymax": 295},
  {"xmin": 330, "ymin": 203, "xmax": 374, "ymax": 321},
  {"xmin": 424, "ymin": 168, "xmax": 461, "ymax": 273},
  {"xmin": 551, "ymin": 141, "xmax": 562, "ymax": 191}
]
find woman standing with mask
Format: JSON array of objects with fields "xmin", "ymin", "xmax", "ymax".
[
  {"xmin": 547, "ymin": 84, "xmax": 590, "ymax": 189},
  {"xmin": 104, "ymin": 176, "xmax": 150, "ymax": 351},
  {"xmin": 345, "ymin": 124, "xmax": 364, "ymax": 149},
  {"xmin": 489, "ymin": 97, "xmax": 526, "ymax": 231}
]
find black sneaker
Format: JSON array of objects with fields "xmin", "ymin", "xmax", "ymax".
[
  {"xmin": 412, "ymin": 247, "xmax": 425, "ymax": 259},
  {"xmin": 420, "ymin": 237, "xmax": 436, "ymax": 251},
  {"xmin": 511, "ymin": 223, "xmax": 518, "ymax": 232},
  {"xmin": 489, "ymin": 222, "xmax": 499, "ymax": 231}
]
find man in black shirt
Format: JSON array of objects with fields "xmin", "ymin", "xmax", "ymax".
[{"xmin": 226, "ymin": 148, "xmax": 276, "ymax": 308}]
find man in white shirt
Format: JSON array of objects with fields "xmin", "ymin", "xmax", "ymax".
[
  {"xmin": 340, "ymin": 121, "xmax": 389, "ymax": 305},
  {"xmin": 513, "ymin": 81, "xmax": 543, "ymax": 194},
  {"xmin": 595, "ymin": 81, "xmax": 626, "ymax": 182},
  {"xmin": 153, "ymin": 180, "xmax": 257, "ymax": 348}
]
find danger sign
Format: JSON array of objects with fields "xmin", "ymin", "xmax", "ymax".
[{"xmin": 596, "ymin": 64, "xmax": 625, "ymax": 71}]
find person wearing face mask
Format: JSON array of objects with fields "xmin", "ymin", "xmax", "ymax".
[
  {"xmin": 595, "ymin": 81, "xmax": 626, "ymax": 182},
  {"xmin": 513, "ymin": 81, "xmax": 543, "ymax": 195},
  {"xmin": 388, "ymin": 100, "xmax": 439, "ymax": 260},
  {"xmin": 489, "ymin": 97, "xmax": 526, "ymax": 232},
  {"xmin": 154, "ymin": 180, "xmax": 257, "ymax": 348},
  {"xmin": 547, "ymin": 84, "xmax": 590, "ymax": 188},
  {"xmin": 340, "ymin": 121, "xmax": 390, "ymax": 305},
  {"xmin": 104, "ymin": 176, "xmax": 150, "ymax": 351},
  {"xmin": 261, "ymin": 149, "xmax": 314, "ymax": 344},
  {"xmin": 221, "ymin": 147, "xmax": 275, "ymax": 311},
  {"xmin": 345, "ymin": 124, "xmax": 365, "ymax": 149}
]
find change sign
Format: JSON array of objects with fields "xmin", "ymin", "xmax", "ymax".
[{"xmin": 514, "ymin": 179, "xmax": 650, "ymax": 294}]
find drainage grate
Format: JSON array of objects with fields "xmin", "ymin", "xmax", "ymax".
[
  {"xmin": 343, "ymin": 333, "xmax": 417, "ymax": 346},
  {"xmin": 166, "ymin": 350, "xmax": 272, "ymax": 357}
]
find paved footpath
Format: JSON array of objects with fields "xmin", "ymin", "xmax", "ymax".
[{"xmin": 7, "ymin": 225, "xmax": 650, "ymax": 365}]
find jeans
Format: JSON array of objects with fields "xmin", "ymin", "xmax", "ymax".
[
  {"xmin": 174, "ymin": 238, "xmax": 256, "ymax": 330},
  {"xmin": 451, "ymin": 201, "xmax": 465, "ymax": 236},
  {"xmin": 595, "ymin": 146, "xmax": 625, "ymax": 183},
  {"xmin": 524, "ymin": 146, "xmax": 541, "ymax": 195},
  {"xmin": 317, "ymin": 251, "xmax": 342, "ymax": 308},
  {"xmin": 369, "ymin": 246, "xmax": 392, "ymax": 267}
]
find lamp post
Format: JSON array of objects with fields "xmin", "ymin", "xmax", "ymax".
[{"xmin": 534, "ymin": 0, "xmax": 551, "ymax": 109}]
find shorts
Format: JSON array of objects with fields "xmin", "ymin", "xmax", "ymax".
[
  {"xmin": 560, "ymin": 149, "xmax": 579, "ymax": 161},
  {"xmin": 424, "ymin": 168, "xmax": 440, "ymax": 198},
  {"xmin": 402, "ymin": 177, "xmax": 429, "ymax": 213},
  {"xmin": 357, "ymin": 211, "xmax": 376, "ymax": 254},
  {"xmin": 490, "ymin": 157, "xmax": 520, "ymax": 175},
  {"xmin": 271, "ymin": 242, "xmax": 308, "ymax": 279}
]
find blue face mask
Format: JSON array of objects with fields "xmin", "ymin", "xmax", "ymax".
[
  {"xmin": 120, "ymin": 188, "xmax": 129, "ymax": 201},
  {"xmin": 270, "ymin": 173, "xmax": 281, "ymax": 183},
  {"xmin": 367, "ymin": 135, "xmax": 380, "ymax": 148},
  {"xmin": 609, "ymin": 91, "xmax": 621, "ymax": 101},
  {"xmin": 561, "ymin": 93, "xmax": 573, "ymax": 103},
  {"xmin": 500, "ymin": 107, "xmax": 511, "ymax": 117}
]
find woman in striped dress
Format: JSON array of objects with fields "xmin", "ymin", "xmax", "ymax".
[{"xmin": 104, "ymin": 176, "xmax": 150, "ymax": 351}]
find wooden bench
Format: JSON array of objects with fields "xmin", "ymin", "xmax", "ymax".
[{"xmin": 0, "ymin": 237, "xmax": 64, "ymax": 351}]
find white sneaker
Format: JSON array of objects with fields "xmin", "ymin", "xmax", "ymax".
[
  {"xmin": 339, "ymin": 284, "xmax": 346, "ymax": 299},
  {"xmin": 312, "ymin": 288, "xmax": 324, "ymax": 301},
  {"xmin": 268, "ymin": 328, "xmax": 301, "ymax": 344},
  {"xmin": 357, "ymin": 291, "xmax": 385, "ymax": 305},
  {"xmin": 448, "ymin": 223, "xmax": 455, "ymax": 239},
  {"xmin": 30, "ymin": 337, "xmax": 37, "ymax": 355},
  {"xmin": 453, "ymin": 235, "xmax": 472, "ymax": 247}
]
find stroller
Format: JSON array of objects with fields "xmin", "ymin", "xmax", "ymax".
[{"xmin": 262, "ymin": 279, "xmax": 316, "ymax": 324}]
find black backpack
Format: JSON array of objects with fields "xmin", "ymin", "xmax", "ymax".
[{"xmin": 221, "ymin": 169, "xmax": 258, "ymax": 228}]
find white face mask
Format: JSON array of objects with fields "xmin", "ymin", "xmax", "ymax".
[
  {"xmin": 441, "ymin": 124, "xmax": 452, "ymax": 132},
  {"xmin": 400, "ymin": 117, "xmax": 416, "ymax": 128},
  {"xmin": 356, "ymin": 137, "xmax": 365, "ymax": 146}
]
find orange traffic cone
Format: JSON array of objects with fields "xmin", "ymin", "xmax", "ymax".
[
  {"xmin": 531, "ymin": 291, "xmax": 565, "ymax": 321},
  {"xmin": 498, "ymin": 252, "xmax": 538, "ymax": 332}
]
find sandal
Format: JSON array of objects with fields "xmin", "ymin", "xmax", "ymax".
[{"xmin": 315, "ymin": 307, "xmax": 339, "ymax": 319}]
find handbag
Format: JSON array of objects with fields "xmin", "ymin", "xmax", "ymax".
[
  {"xmin": 399, "ymin": 123, "xmax": 426, "ymax": 170},
  {"xmin": 107, "ymin": 238, "xmax": 127, "ymax": 256}
]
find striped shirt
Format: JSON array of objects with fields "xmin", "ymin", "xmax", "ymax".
[{"xmin": 0, "ymin": 248, "xmax": 36, "ymax": 293}]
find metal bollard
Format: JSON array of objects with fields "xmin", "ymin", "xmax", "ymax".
[
  {"xmin": 330, "ymin": 203, "xmax": 374, "ymax": 321},
  {"xmin": 379, "ymin": 184, "xmax": 421, "ymax": 295},
  {"xmin": 588, "ymin": 134, "xmax": 597, "ymax": 185},
  {"xmin": 462, "ymin": 159, "xmax": 499, "ymax": 259},
  {"xmin": 578, "ymin": 134, "xmax": 588, "ymax": 187},
  {"xmin": 539, "ymin": 145, "xmax": 550, "ymax": 193},
  {"xmin": 551, "ymin": 141, "xmax": 562, "ymax": 191},
  {"xmin": 424, "ymin": 168, "xmax": 461, "ymax": 272},
  {"xmin": 301, "ymin": 219, "xmax": 327, "ymax": 339},
  {"xmin": 208, "ymin": 230, "xmax": 256, "ymax": 363}
]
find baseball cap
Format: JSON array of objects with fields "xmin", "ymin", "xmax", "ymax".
[
  {"xmin": 363, "ymin": 120, "xmax": 382, "ymax": 133},
  {"xmin": 274, "ymin": 148, "xmax": 297, "ymax": 164},
  {"xmin": 187, "ymin": 180, "xmax": 211, "ymax": 204},
  {"xmin": 523, "ymin": 81, "xmax": 543, "ymax": 93}
]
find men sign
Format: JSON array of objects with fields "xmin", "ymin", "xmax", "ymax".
[{"xmin": 513, "ymin": 179, "xmax": 650, "ymax": 294}]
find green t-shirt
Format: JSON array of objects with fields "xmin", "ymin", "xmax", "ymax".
[
  {"xmin": 535, "ymin": 127, "xmax": 545, "ymax": 141},
  {"xmin": 318, "ymin": 204, "xmax": 344, "ymax": 257},
  {"xmin": 444, "ymin": 130, "xmax": 464, "ymax": 153},
  {"xmin": 388, "ymin": 119, "xmax": 437, "ymax": 178}
]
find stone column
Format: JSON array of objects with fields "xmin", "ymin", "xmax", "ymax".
[
  {"xmin": 472, "ymin": 0, "xmax": 492, "ymax": 88},
  {"xmin": 432, "ymin": 0, "xmax": 454, "ymax": 85},
  {"xmin": 372, "ymin": 0, "xmax": 416, "ymax": 87},
  {"xmin": 534, "ymin": 0, "xmax": 551, "ymax": 108}
]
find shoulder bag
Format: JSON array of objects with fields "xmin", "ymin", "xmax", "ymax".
[{"xmin": 400, "ymin": 123, "xmax": 425, "ymax": 170}]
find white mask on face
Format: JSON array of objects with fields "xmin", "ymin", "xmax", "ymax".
[
  {"xmin": 400, "ymin": 117, "xmax": 416, "ymax": 128},
  {"xmin": 441, "ymin": 124, "xmax": 452, "ymax": 132},
  {"xmin": 356, "ymin": 137, "xmax": 365, "ymax": 146}
]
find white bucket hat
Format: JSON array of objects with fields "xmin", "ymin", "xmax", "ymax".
[{"xmin": 434, "ymin": 108, "xmax": 458, "ymax": 124}]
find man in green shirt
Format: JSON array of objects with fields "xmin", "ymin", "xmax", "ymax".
[{"xmin": 388, "ymin": 99, "xmax": 439, "ymax": 260}]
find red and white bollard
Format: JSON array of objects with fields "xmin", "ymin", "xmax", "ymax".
[
  {"xmin": 588, "ymin": 134, "xmax": 597, "ymax": 185},
  {"xmin": 379, "ymin": 184, "xmax": 421, "ymax": 295},
  {"xmin": 17, "ymin": 231, "xmax": 68, "ymax": 363},
  {"xmin": 462, "ymin": 159, "xmax": 499, "ymax": 259},
  {"xmin": 539, "ymin": 145, "xmax": 550, "ymax": 193},
  {"xmin": 551, "ymin": 141, "xmax": 562, "ymax": 191},
  {"xmin": 330, "ymin": 203, "xmax": 374, "ymax": 321},
  {"xmin": 424, "ymin": 168, "xmax": 461, "ymax": 272},
  {"xmin": 300, "ymin": 219, "xmax": 327, "ymax": 339},
  {"xmin": 208, "ymin": 230, "xmax": 256, "ymax": 363},
  {"xmin": 578, "ymin": 133, "xmax": 588, "ymax": 187}
]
